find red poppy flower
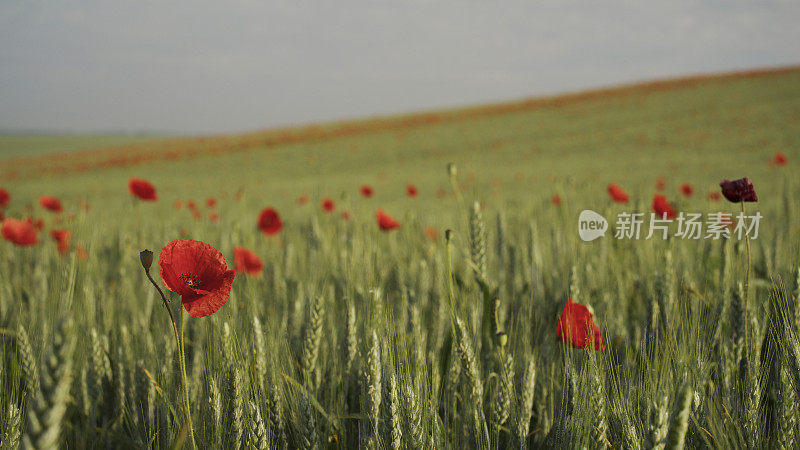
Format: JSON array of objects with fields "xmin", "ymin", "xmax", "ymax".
[
  {"xmin": 192, "ymin": 210, "xmax": 202, "ymax": 220},
  {"xmin": 655, "ymin": 176, "xmax": 666, "ymax": 191},
  {"xmin": 708, "ymin": 191, "xmax": 721, "ymax": 202},
  {"xmin": 680, "ymin": 183, "xmax": 693, "ymax": 198},
  {"xmin": 174, "ymin": 200, "xmax": 182, "ymax": 210},
  {"xmin": 607, "ymin": 183, "xmax": 629, "ymax": 204},
  {"xmin": 206, "ymin": 197, "xmax": 217, "ymax": 208},
  {"xmin": 39, "ymin": 196, "xmax": 63, "ymax": 213},
  {"xmin": 551, "ymin": 194, "xmax": 562, "ymax": 206},
  {"xmin": 360, "ymin": 185, "xmax": 374, "ymax": 198},
  {"xmin": 297, "ymin": 194, "xmax": 310, "ymax": 205},
  {"xmin": 341, "ymin": 211, "xmax": 351, "ymax": 220},
  {"xmin": 556, "ymin": 297, "xmax": 605, "ymax": 350},
  {"xmin": 258, "ymin": 207, "xmax": 283, "ymax": 236},
  {"xmin": 406, "ymin": 184, "xmax": 418, "ymax": 198},
  {"xmin": 1, "ymin": 218, "xmax": 38, "ymax": 246},
  {"xmin": 0, "ymin": 211, "xmax": 3, "ymax": 221},
  {"xmin": 719, "ymin": 178, "xmax": 758, "ymax": 203},
  {"xmin": 209, "ymin": 212, "xmax": 219, "ymax": 222},
  {"xmin": 376, "ymin": 208, "xmax": 400, "ymax": 231},
  {"xmin": 26, "ymin": 217, "xmax": 45, "ymax": 230},
  {"xmin": 773, "ymin": 151, "xmax": 788, "ymax": 166},
  {"xmin": 158, "ymin": 239, "xmax": 235, "ymax": 318},
  {"xmin": 76, "ymin": 243, "xmax": 88, "ymax": 260},
  {"xmin": 321, "ymin": 198, "xmax": 335, "ymax": 213},
  {"xmin": 652, "ymin": 195, "xmax": 676, "ymax": 220},
  {"xmin": 424, "ymin": 226, "xmax": 438, "ymax": 241},
  {"xmin": 128, "ymin": 178, "xmax": 157, "ymax": 201},
  {"xmin": 0, "ymin": 187, "xmax": 9, "ymax": 208},
  {"xmin": 50, "ymin": 229, "xmax": 71, "ymax": 255},
  {"xmin": 187, "ymin": 200, "xmax": 197, "ymax": 210},
  {"xmin": 234, "ymin": 246, "xmax": 263, "ymax": 276}
]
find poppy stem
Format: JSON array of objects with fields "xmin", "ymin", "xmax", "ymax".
[
  {"xmin": 741, "ymin": 200, "xmax": 750, "ymax": 361},
  {"xmin": 141, "ymin": 266, "xmax": 196, "ymax": 449},
  {"xmin": 178, "ymin": 306, "xmax": 198, "ymax": 450}
]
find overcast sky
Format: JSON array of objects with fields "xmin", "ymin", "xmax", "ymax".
[{"xmin": 1, "ymin": 1, "xmax": 798, "ymax": 135}]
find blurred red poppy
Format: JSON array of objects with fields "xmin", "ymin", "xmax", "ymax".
[
  {"xmin": 655, "ymin": 176, "xmax": 666, "ymax": 191},
  {"xmin": 26, "ymin": 217, "xmax": 45, "ymax": 230},
  {"xmin": 551, "ymin": 194, "xmax": 562, "ymax": 206},
  {"xmin": 2, "ymin": 218, "xmax": 38, "ymax": 246},
  {"xmin": 234, "ymin": 246, "xmax": 263, "ymax": 276},
  {"xmin": 424, "ymin": 226, "xmax": 438, "ymax": 241},
  {"xmin": 297, "ymin": 194, "xmax": 310, "ymax": 205},
  {"xmin": 406, "ymin": 184, "xmax": 418, "ymax": 198},
  {"xmin": 187, "ymin": 200, "xmax": 197, "ymax": 210},
  {"xmin": 76, "ymin": 243, "xmax": 88, "ymax": 260},
  {"xmin": 556, "ymin": 297, "xmax": 604, "ymax": 350},
  {"xmin": 360, "ymin": 185, "xmax": 374, "ymax": 198},
  {"xmin": 159, "ymin": 239, "xmax": 235, "ymax": 318},
  {"xmin": 0, "ymin": 211, "xmax": 3, "ymax": 221},
  {"xmin": 341, "ymin": 211, "xmax": 351, "ymax": 220},
  {"xmin": 322, "ymin": 198, "xmax": 335, "ymax": 213},
  {"xmin": 206, "ymin": 197, "xmax": 217, "ymax": 208},
  {"xmin": 376, "ymin": 208, "xmax": 400, "ymax": 231},
  {"xmin": 50, "ymin": 229, "xmax": 71, "ymax": 255},
  {"xmin": 607, "ymin": 183, "xmax": 629, "ymax": 204},
  {"xmin": 708, "ymin": 191, "xmax": 721, "ymax": 202},
  {"xmin": 209, "ymin": 212, "xmax": 219, "ymax": 222},
  {"xmin": 773, "ymin": 151, "xmax": 788, "ymax": 166},
  {"xmin": 173, "ymin": 200, "xmax": 183, "ymax": 210},
  {"xmin": 39, "ymin": 196, "xmax": 63, "ymax": 213},
  {"xmin": 128, "ymin": 178, "xmax": 157, "ymax": 201},
  {"xmin": 720, "ymin": 178, "xmax": 758, "ymax": 203},
  {"xmin": 0, "ymin": 187, "xmax": 9, "ymax": 208},
  {"xmin": 258, "ymin": 207, "xmax": 283, "ymax": 236},
  {"xmin": 680, "ymin": 183, "xmax": 693, "ymax": 197},
  {"xmin": 652, "ymin": 194, "xmax": 676, "ymax": 219}
]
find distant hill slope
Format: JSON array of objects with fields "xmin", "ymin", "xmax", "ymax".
[{"xmin": 1, "ymin": 65, "xmax": 797, "ymax": 183}]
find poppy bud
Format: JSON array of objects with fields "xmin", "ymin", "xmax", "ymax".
[
  {"xmin": 496, "ymin": 331, "xmax": 508, "ymax": 348},
  {"xmin": 445, "ymin": 229, "xmax": 454, "ymax": 242},
  {"xmin": 140, "ymin": 249, "xmax": 154, "ymax": 270},
  {"xmin": 447, "ymin": 163, "xmax": 457, "ymax": 178}
]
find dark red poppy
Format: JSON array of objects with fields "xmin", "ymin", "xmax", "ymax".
[
  {"xmin": 360, "ymin": 185, "xmax": 374, "ymax": 198},
  {"xmin": 406, "ymin": 184, "xmax": 418, "ymax": 198},
  {"xmin": 1, "ymin": 218, "xmax": 38, "ymax": 246},
  {"xmin": 551, "ymin": 194, "xmax": 562, "ymax": 206},
  {"xmin": 128, "ymin": 178, "xmax": 158, "ymax": 201},
  {"xmin": 655, "ymin": 176, "xmax": 666, "ymax": 191},
  {"xmin": 234, "ymin": 246, "xmax": 263, "ymax": 276},
  {"xmin": 297, "ymin": 194, "xmax": 310, "ymax": 205},
  {"xmin": 680, "ymin": 183, "xmax": 693, "ymax": 198},
  {"xmin": 773, "ymin": 151, "xmax": 788, "ymax": 166},
  {"xmin": 321, "ymin": 198, "xmax": 335, "ymax": 213},
  {"xmin": 607, "ymin": 183, "xmax": 629, "ymax": 204},
  {"xmin": 158, "ymin": 239, "xmax": 235, "ymax": 318},
  {"xmin": 652, "ymin": 194, "xmax": 676, "ymax": 219},
  {"xmin": 424, "ymin": 226, "xmax": 438, "ymax": 242},
  {"xmin": 556, "ymin": 297, "xmax": 604, "ymax": 350},
  {"xmin": 26, "ymin": 217, "xmax": 45, "ymax": 230},
  {"xmin": 50, "ymin": 229, "xmax": 71, "ymax": 255},
  {"xmin": 206, "ymin": 197, "xmax": 217, "ymax": 208},
  {"xmin": 719, "ymin": 178, "xmax": 758, "ymax": 203},
  {"xmin": 708, "ymin": 191, "xmax": 721, "ymax": 202},
  {"xmin": 0, "ymin": 187, "xmax": 9, "ymax": 208},
  {"xmin": 376, "ymin": 209, "xmax": 400, "ymax": 231},
  {"xmin": 39, "ymin": 196, "xmax": 63, "ymax": 213},
  {"xmin": 258, "ymin": 207, "xmax": 283, "ymax": 236}
]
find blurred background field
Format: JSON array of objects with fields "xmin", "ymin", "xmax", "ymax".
[{"xmin": 1, "ymin": 68, "xmax": 800, "ymax": 449}]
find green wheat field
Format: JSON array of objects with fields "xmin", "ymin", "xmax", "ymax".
[{"xmin": 2, "ymin": 67, "xmax": 800, "ymax": 449}]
